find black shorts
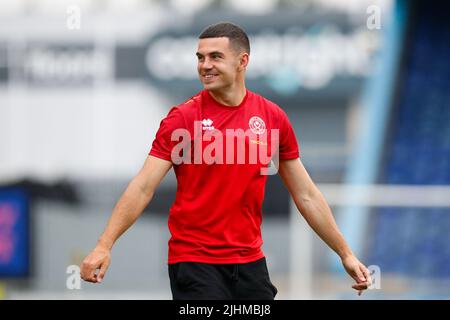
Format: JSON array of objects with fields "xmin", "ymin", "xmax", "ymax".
[{"xmin": 168, "ymin": 257, "xmax": 278, "ymax": 300}]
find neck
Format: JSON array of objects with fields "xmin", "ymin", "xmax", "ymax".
[{"xmin": 208, "ymin": 84, "xmax": 246, "ymax": 107}]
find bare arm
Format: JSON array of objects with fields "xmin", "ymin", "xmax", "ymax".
[
  {"xmin": 80, "ymin": 155, "xmax": 172, "ymax": 283},
  {"xmin": 279, "ymin": 158, "xmax": 371, "ymax": 294}
]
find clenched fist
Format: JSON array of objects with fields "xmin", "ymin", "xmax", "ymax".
[{"xmin": 80, "ymin": 244, "xmax": 111, "ymax": 283}]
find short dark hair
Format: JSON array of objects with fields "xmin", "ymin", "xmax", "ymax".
[{"xmin": 199, "ymin": 22, "xmax": 250, "ymax": 54}]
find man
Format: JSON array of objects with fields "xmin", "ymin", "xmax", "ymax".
[{"xmin": 80, "ymin": 22, "xmax": 371, "ymax": 299}]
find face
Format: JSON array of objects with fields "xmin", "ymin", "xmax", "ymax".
[{"xmin": 196, "ymin": 37, "xmax": 247, "ymax": 92}]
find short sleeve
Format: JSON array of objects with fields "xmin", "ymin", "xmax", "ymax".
[
  {"xmin": 278, "ymin": 108, "xmax": 300, "ymax": 160},
  {"xmin": 149, "ymin": 107, "xmax": 185, "ymax": 162}
]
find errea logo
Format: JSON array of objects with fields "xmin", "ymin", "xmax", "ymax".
[{"xmin": 202, "ymin": 119, "xmax": 215, "ymax": 130}]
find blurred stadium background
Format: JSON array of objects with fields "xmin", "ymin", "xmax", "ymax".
[{"xmin": 1, "ymin": 0, "xmax": 449, "ymax": 299}]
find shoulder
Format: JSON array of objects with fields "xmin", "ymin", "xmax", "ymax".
[
  {"xmin": 172, "ymin": 91, "xmax": 203, "ymax": 115},
  {"xmin": 162, "ymin": 91, "xmax": 202, "ymax": 127},
  {"xmin": 249, "ymin": 90, "xmax": 286, "ymax": 117}
]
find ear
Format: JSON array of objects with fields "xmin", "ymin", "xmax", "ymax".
[{"xmin": 238, "ymin": 53, "xmax": 249, "ymax": 71}]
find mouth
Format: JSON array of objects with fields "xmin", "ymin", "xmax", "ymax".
[{"xmin": 202, "ymin": 73, "xmax": 219, "ymax": 81}]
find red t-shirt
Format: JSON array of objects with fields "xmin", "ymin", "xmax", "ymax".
[{"xmin": 150, "ymin": 89, "xmax": 300, "ymax": 264}]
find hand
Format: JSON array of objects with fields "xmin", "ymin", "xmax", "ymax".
[
  {"xmin": 80, "ymin": 244, "xmax": 111, "ymax": 283},
  {"xmin": 341, "ymin": 255, "xmax": 371, "ymax": 296}
]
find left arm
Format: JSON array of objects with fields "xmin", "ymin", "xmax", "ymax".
[{"xmin": 279, "ymin": 158, "xmax": 371, "ymax": 295}]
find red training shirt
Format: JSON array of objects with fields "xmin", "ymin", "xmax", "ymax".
[{"xmin": 149, "ymin": 89, "xmax": 300, "ymax": 264}]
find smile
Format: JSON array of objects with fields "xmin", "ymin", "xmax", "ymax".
[{"xmin": 203, "ymin": 74, "xmax": 218, "ymax": 80}]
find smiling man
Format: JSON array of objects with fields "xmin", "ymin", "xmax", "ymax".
[{"xmin": 80, "ymin": 22, "xmax": 371, "ymax": 300}]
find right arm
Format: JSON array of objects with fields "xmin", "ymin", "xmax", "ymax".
[{"xmin": 80, "ymin": 155, "xmax": 172, "ymax": 283}]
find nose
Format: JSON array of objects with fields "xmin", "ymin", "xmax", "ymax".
[{"xmin": 201, "ymin": 57, "xmax": 213, "ymax": 70}]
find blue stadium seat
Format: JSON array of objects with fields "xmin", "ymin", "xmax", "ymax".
[{"xmin": 368, "ymin": 1, "xmax": 450, "ymax": 277}]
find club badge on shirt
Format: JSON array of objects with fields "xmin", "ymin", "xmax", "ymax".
[{"xmin": 249, "ymin": 116, "xmax": 266, "ymax": 135}]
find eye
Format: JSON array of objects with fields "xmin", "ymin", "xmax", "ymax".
[{"xmin": 212, "ymin": 54, "xmax": 221, "ymax": 60}]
